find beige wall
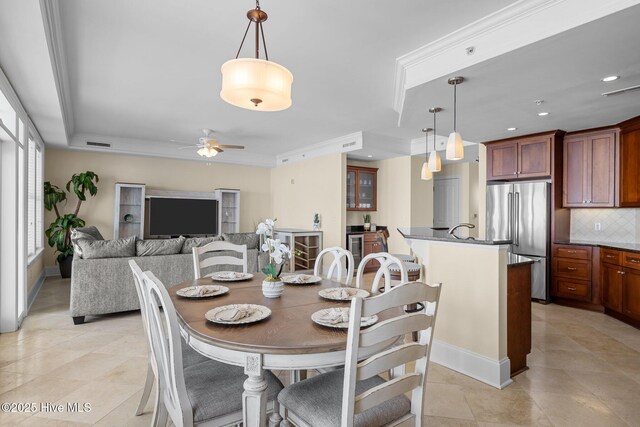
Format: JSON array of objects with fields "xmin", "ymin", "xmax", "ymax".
[
  {"xmin": 271, "ymin": 153, "xmax": 345, "ymax": 248},
  {"xmin": 44, "ymin": 148, "xmax": 272, "ymax": 266},
  {"xmin": 410, "ymin": 155, "xmax": 433, "ymax": 228},
  {"xmin": 27, "ymin": 254, "xmax": 44, "ymax": 292}
]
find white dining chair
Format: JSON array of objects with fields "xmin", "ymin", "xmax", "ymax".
[
  {"xmin": 129, "ymin": 261, "xmax": 212, "ymax": 420},
  {"xmin": 355, "ymin": 252, "xmax": 408, "ymax": 293},
  {"xmin": 278, "ymin": 281, "xmax": 442, "ymax": 426},
  {"xmin": 314, "ymin": 246, "xmax": 355, "ymax": 285},
  {"xmin": 192, "ymin": 240, "xmax": 248, "ymax": 278},
  {"xmin": 138, "ymin": 267, "xmax": 284, "ymax": 427}
]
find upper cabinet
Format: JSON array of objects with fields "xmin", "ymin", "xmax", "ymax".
[
  {"xmin": 618, "ymin": 116, "xmax": 640, "ymax": 207},
  {"xmin": 563, "ymin": 129, "xmax": 618, "ymax": 208},
  {"xmin": 485, "ymin": 133, "xmax": 553, "ymax": 181},
  {"xmin": 347, "ymin": 165, "xmax": 378, "ymax": 211}
]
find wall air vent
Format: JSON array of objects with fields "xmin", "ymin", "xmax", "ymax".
[
  {"xmin": 342, "ymin": 141, "xmax": 356, "ymax": 148},
  {"xmin": 602, "ymin": 84, "xmax": 640, "ymax": 97},
  {"xmin": 281, "ymin": 158, "xmax": 289, "ymax": 163},
  {"xmin": 86, "ymin": 141, "xmax": 111, "ymax": 148}
]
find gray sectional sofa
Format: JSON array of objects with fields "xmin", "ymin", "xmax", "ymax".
[{"xmin": 70, "ymin": 231, "xmax": 267, "ymax": 324}]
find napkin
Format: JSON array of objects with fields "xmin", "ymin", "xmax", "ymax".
[
  {"xmin": 182, "ymin": 286, "xmax": 218, "ymax": 297},
  {"xmin": 317, "ymin": 308, "xmax": 349, "ymax": 324},
  {"xmin": 287, "ymin": 274, "xmax": 311, "ymax": 283},
  {"xmin": 327, "ymin": 288, "xmax": 352, "ymax": 299},
  {"xmin": 217, "ymin": 272, "xmax": 242, "ymax": 279},
  {"xmin": 217, "ymin": 305, "xmax": 254, "ymax": 322}
]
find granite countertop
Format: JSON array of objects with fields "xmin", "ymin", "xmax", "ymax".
[
  {"xmin": 346, "ymin": 225, "xmax": 387, "ymax": 235},
  {"xmin": 554, "ymin": 239, "xmax": 640, "ymax": 253},
  {"xmin": 398, "ymin": 227, "xmax": 511, "ymax": 246},
  {"xmin": 507, "ymin": 253, "xmax": 535, "ymax": 266}
]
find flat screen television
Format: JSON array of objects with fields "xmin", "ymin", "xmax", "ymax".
[{"xmin": 148, "ymin": 197, "xmax": 218, "ymax": 237}]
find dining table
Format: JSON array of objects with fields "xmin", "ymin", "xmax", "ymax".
[{"xmin": 169, "ymin": 273, "xmax": 401, "ymax": 427}]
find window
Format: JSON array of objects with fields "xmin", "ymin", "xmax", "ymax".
[
  {"xmin": 0, "ymin": 90, "xmax": 16, "ymax": 140},
  {"xmin": 27, "ymin": 136, "xmax": 43, "ymax": 257}
]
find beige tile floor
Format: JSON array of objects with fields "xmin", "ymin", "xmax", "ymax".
[{"xmin": 1, "ymin": 277, "xmax": 640, "ymax": 426}]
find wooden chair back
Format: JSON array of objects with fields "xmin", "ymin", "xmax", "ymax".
[
  {"xmin": 356, "ymin": 252, "xmax": 408, "ymax": 292},
  {"xmin": 140, "ymin": 269, "xmax": 193, "ymax": 427},
  {"xmin": 341, "ymin": 281, "xmax": 442, "ymax": 427},
  {"xmin": 192, "ymin": 240, "xmax": 248, "ymax": 278},
  {"xmin": 314, "ymin": 246, "xmax": 355, "ymax": 285}
]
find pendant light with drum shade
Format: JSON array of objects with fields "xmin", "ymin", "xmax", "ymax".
[
  {"xmin": 427, "ymin": 107, "xmax": 442, "ymax": 172},
  {"xmin": 220, "ymin": 0, "xmax": 293, "ymax": 111},
  {"xmin": 420, "ymin": 127, "xmax": 433, "ymax": 181},
  {"xmin": 446, "ymin": 76, "xmax": 465, "ymax": 160}
]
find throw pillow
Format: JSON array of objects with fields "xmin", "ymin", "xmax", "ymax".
[
  {"xmin": 222, "ymin": 232, "xmax": 259, "ymax": 250},
  {"xmin": 76, "ymin": 236, "xmax": 136, "ymax": 259},
  {"xmin": 181, "ymin": 236, "xmax": 223, "ymax": 254},
  {"xmin": 70, "ymin": 226, "xmax": 105, "ymax": 257},
  {"xmin": 136, "ymin": 236, "xmax": 186, "ymax": 256}
]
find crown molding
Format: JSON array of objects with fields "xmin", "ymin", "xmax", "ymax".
[
  {"xmin": 393, "ymin": 0, "xmax": 640, "ymax": 118},
  {"xmin": 40, "ymin": 0, "xmax": 74, "ymax": 144},
  {"xmin": 276, "ymin": 131, "xmax": 363, "ymax": 166}
]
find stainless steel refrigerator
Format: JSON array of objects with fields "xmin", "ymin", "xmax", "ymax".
[{"xmin": 486, "ymin": 181, "xmax": 550, "ymax": 301}]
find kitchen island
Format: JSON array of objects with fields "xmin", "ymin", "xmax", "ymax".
[{"xmin": 399, "ymin": 227, "xmax": 532, "ymax": 388}]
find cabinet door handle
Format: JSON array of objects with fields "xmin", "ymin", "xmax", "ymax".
[
  {"xmin": 606, "ymin": 255, "xmax": 615, "ymax": 258},
  {"xmin": 567, "ymin": 250, "xmax": 577, "ymax": 254},
  {"xmin": 567, "ymin": 287, "xmax": 577, "ymax": 291},
  {"xmin": 513, "ymin": 172, "xmax": 517, "ymax": 175},
  {"xmin": 620, "ymin": 271, "xmax": 626, "ymax": 275},
  {"xmin": 566, "ymin": 267, "xmax": 577, "ymax": 271},
  {"xmin": 629, "ymin": 259, "xmax": 640, "ymax": 263}
]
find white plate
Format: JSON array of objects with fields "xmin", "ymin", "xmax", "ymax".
[
  {"xmin": 281, "ymin": 274, "xmax": 322, "ymax": 285},
  {"xmin": 209, "ymin": 271, "xmax": 254, "ymax": 282},
  {"xmin": 205, "ymin": 304, "xmax": 271, "ymax": 325},
  {"xmin": 311, "ymin": 307, "xmax": 378, "ymax": 329},
  {"xmin": 176, "ymin": 285, "xmax": 229, "ymax": 299},
  {"xmin": 318, "ymin": 287, "xmax": 370, "ymax": 301}
]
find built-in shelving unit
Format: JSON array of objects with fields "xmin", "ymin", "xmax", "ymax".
[
  {"xmin": 215, "ymin": 188, "xmax": 240, "ymax": 234},
  {"xmin": 274, "ymin": 229, "xmax": 323, "ymax": 273},
  {"xmin": 114, "ymin": 183, "xmax": 145, "ymax": 239}
]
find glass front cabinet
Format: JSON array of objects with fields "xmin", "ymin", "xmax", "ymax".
[{"xmin": 346, "ymin": 165, "xmax": 378, "ymax": 211}]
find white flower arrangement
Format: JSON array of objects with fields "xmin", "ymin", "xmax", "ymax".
[{"xmin": 255, "ymin": 218, "xmax": 292, "ymax": 280}]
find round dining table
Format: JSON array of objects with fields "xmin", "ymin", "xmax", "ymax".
[{"xmin": 169, "ymin": 273, "xmax": 399, "ymax": 427}]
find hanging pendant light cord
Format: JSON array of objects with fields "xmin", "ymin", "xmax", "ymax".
[
  {"xmin": 433, "ymin": 110, "xmax": 437, "ymax": 152},
  {"xmin": 453, "ymin": 82, "xmax": 457, "ymax": 132}
]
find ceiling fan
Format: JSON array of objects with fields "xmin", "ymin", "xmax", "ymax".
[{"xmin": 172, "ymin": 129, "xmax": 245, "ymax": 158}]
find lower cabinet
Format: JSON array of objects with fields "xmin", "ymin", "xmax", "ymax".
[
  {"xmin": 600, "ymin": 248, "xmax": 640, "ymax": 326},
  {"xmin": 601, "ymin": 264, "xmax": 623, "ymax": 312},
  {"xmin": 552, "ymin": 245, "xmax": 593, "ymax": 303},
  {"xmin": 622, "ymin": 268, "xmax": 640, "ymax": 321},
  {"xmin": 507, "ymin": 262, "xmax": 532, "ymax": 376},
  {"xmin": 362, "ymin": 232, "xmax": 383, "ymax": 273}
]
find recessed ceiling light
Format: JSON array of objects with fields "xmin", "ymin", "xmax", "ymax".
[
  {"xmin": 507, "ymin": 127, "xmax": 517, "ymax": 131},
  {"xmin": 538, "ymin": 112, "xmax": 550, "ymax": 117},
  {"xmin": 602, "ymin": 75, "xmax": 619, "ymax": 82},
  {"xmin": 367, "ymin": 155, "xmax": 373, "ymax": 158}
]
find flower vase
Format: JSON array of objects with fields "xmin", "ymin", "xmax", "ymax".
[
  {"xmin": 262, "ymin": 279, "xmax": 284, "ymax": 298},
  {"xmin": 313, "ymin": 222, "xmax": 320, "ymax": 231}
]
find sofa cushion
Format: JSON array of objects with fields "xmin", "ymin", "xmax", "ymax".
[
  {"xmin": 136, "ymin": 236, "xmax": 185, "ymax": 256},
  {"xmin": 181, "ymin": 236, "xmax": 223, "ymax": 254},
  {"xmin": 71, "ymin": 226, "xmax": 105, "ymax": 257},
  {"xmin": 77, "ymin": 236, "xmax": 136, "ymax": 259},
  {"xmin": 222, "ymin": 232, "xmax": 259, "ymax": 250}
]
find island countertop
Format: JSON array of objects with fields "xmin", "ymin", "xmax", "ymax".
[{"xmin": 398, "ymin": 227, "xmax": 511, "ymax": 246}]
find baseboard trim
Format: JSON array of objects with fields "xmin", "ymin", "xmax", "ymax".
[
  {"xmin": 45, "ymin": 266, "xmax": 61, "ymax": 277},
  {"xmin": 27, "ymin": 271, "xmax": 46, "ymax": 312},
  {"xmin": 431, "ymin": 339, "xmax": 512, "ymax": 389}
]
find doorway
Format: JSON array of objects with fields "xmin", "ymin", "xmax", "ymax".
[{"xmin": 433, "ymin": 177, "xmax": 460, "ymax": 229}]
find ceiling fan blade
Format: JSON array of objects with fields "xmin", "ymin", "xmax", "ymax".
[
  {"xmin": 213, "ymin": 147, "xmax": 223, "ymax": 153},
  {"xmin": 177, "ymin": 145, "xmax": 201, "ymax": 150},
  {"xmin": 216, "ymin": 144, "xmax": 245, "ymax": 149}
]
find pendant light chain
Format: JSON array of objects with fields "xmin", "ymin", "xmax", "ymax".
[{"xmin": 433, "ymin": 109, "xmax": 437, "ymax": 151}]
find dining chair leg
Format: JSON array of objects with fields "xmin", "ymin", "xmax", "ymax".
[
  {"xmin": 269, "ymin": 400, "xmax": 282, "ymax": 427},
  {"xmin": 136, "ymin": 362, "xmax": 154, "ymax": 415},
  {"xmin": 155, "ymin": 400, "xmax": 168, "ymax": 427},
  {"xmin": 280, "ymin": 408, "xmax": 292, "ymax": 427}
]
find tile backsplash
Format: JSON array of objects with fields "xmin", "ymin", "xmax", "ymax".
[{"xmin": 570, "ymin": 208, "xmax": 640, "ymax": 243}]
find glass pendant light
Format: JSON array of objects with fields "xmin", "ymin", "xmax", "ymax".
[
  {"xmin": 421, "ymin": 127, "xmax": 433, "ymax": 180},
  {"xmin": 446, "ymin": 76, "xmax": 465, "ymax": 160},
  {"xmin": 220, "ymin": 0, "xmax": 293, "ymax": 111},
  {"xmin": 428, "ymin": 107, "xmax": 442, "ymax": 172}
]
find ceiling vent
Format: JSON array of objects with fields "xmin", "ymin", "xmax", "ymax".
[
  {"xmin": 86, "ymin": 141, "xmax": 111, "ymax": 148},
  {"xmin": 602, "ymin": 84, "xmax": 640, "ymax": 97},
  {"xmin": 342, "ymin": 141, "xmax": 356, "ymax": 148}
]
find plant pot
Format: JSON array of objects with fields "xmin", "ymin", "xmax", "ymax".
[
  {"xmin": 262, "ymin": 279, "xmax": 284, "ymax": 298},
  {"xmin": 59, "ymin": 255, "xmax": 73, "ymax": 278},
  {"xmin": 313, "ymin": 222, "xmax": 320, "ymax": 231},
  {"xmin": 363, "ymin": 223, "xmax": 371, "ymax": 232}
]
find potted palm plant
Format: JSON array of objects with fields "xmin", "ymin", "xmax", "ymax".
[{"xmin": 44, "ymin": 171, "xmax": 99, "ymax": 278}]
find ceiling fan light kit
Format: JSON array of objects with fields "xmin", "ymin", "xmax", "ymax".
[
  {"xmin": 220, "ymin": 0, "xmax": 293, "ymax": 111},
  {"xmin": 446, "ymin": 76, "xmax": 465, "ymax": 160}
]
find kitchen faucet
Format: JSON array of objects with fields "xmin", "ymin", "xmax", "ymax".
[{"xmin": 448, "ymin": 223, "xmax": 476, "ymax": 238}]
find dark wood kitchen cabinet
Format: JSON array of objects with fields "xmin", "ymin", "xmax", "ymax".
[
  {"xmin": 600, "ymin": 248, "xmax": 640, "ymax": 327},
  {"xmin": 618, "ymin": 115, "xmax": 640, "ymax": 207},
  {"xmin": 346, "ymin": 165, "xmax": 378, "ymax": 211},
  {"xmin": 485, "ymin": 132, "xmax": 555, "ymax": 181},
  {"xmin": 601, "ymin": 263, "xmax": 623, "ymax": 312},
  {"xmin": 552, "ymin": 245, "xmax": 596, "ymax": 304},
  {"xmin": 362, "ymin": 232, "xmax": 382, "ymax": 273},
  {"xmin": 563, "ymin": 129, "xmax": 618, "ymax": 207}
]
